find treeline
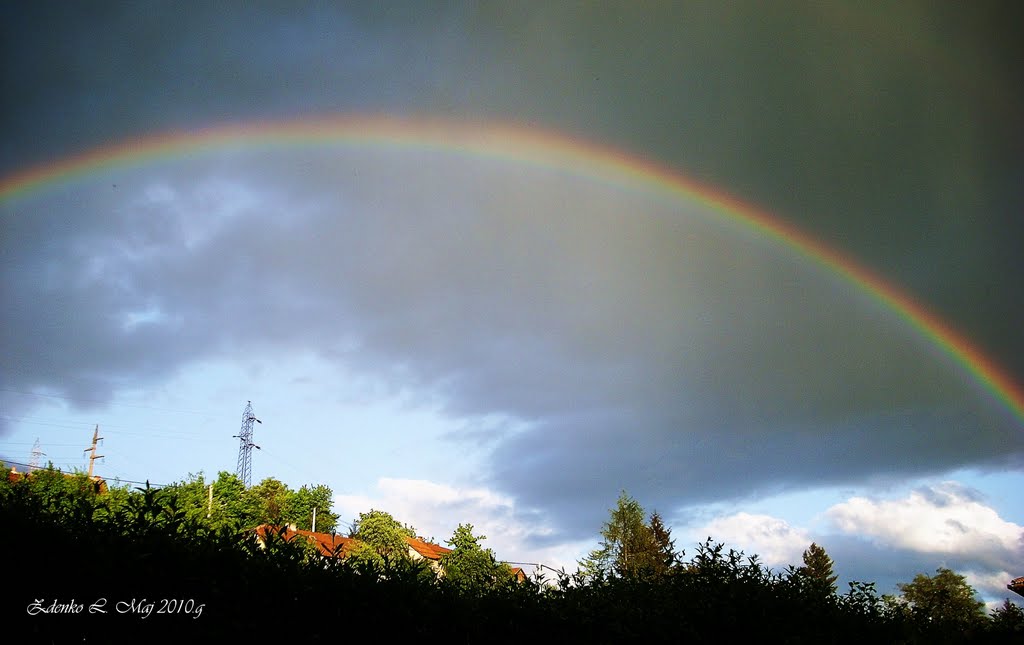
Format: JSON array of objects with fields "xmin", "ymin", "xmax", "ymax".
[
  {"xmin": 580, "ymin": 491, "xmax": 1024, "ymax": 642},
  {"xmin": 103, "ymin": 469, "xmax": 340, "ymax": 533},
  {"xmin": 2, "ymin": 467, "xmax": 1022, "ymax": 643}
]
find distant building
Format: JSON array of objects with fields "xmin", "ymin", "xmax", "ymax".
[
  {"xmin": 1009, "ymin": 576, "xmax": 1024, "ymax": 598},
  {"xmin": 252, "ymin": 524, "xmax": 528, "ymax": 581},
  {"xmin": 254, "ymin": 524, "xmax": 360, "ymax": 557},
  {"xmin": 253, "ymin": 524, "xmax": 452, "ymax": 568},
  {"xmin": 405, "ymin": 534, "xmax": 453, "ymax": 573}
]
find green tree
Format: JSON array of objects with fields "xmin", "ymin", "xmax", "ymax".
[
  {"xmin": 283, "ymin": 483, "xmax": 338, "ymax": 533},
  {"xmin": 440, "ymin": 523, "xmax": 514, "ymax": 590},
  {"xmin": 92, "ymin": 480, "xmax": 136, "ymax": 523},
  {"xmin": 649, "ymin": 511, "xmax": 679, "ymax": 574},
  {"xmin": 989, "ymin": 599, "xmax": 1024, "ymax": 635},
  {"xmin": 798, "ymin": 542, "xmax": 838, "ymax": 595},
  {"xmin": 158, "ymin": 472, "xmax": 214, "ymax": 527},
  {"xmin": 581, "ymin": 491, "xmax": 662, "ymax": 580},
  {"xmin": 245, "ymin": 477, "xmax": 292, "ymax": 524},
  {"xmin": 209, "ymin": 471, "xmax": 258, "ymax": 529},
  {"xmin": 152, "ymin": 472, "xmax": 338, "ymax": 533},
  {"xmin": 153, "ymin": 471, "xmax": 260, "ymax": 531},
  {"xmin": 349, "ymin": 509, "xmax": 416, "ymax": 566},
  {"xmin": 897, "ymin": 567, "xmax": 986, "ymax": 632},
  {"xmin": 14, "ymin": 464, "xmax": 98, "ymax": 523}
]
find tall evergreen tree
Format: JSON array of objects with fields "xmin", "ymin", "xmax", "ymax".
[
  {"xmin": 799, "ymin": 542, "xmax": 838, "ymax": 595},
  {"xmin": 649, "ymin": 511, "xmax": 678, "ymax": 575},
  {"xmin": 581, "ymin": 491, "xmax": 662, "ymax": 580}
]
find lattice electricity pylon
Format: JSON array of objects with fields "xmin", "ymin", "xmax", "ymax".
[
  {"xmin": 233, "ymin": 401, "xmax": 262, "ymax": 487},
  {"xmin": 29, "ymin": 438, "xmax": 46, "ymax": 472}
]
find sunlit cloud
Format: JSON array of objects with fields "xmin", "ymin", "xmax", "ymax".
[
  {"xmin": 689, "ymin": 512, "xmax": 812, "ymax": 568},
  {"xmin": 334, "ymin": 477, "xmax": 588, "ymax": 573},
  {"xmin": 826, "ymin": 482, "xmax": 1022, "ymax": 561}
]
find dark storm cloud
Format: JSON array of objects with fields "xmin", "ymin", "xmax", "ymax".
[
  {"xmin": 3, "ymin": 149, "xmax": 1020, "ymax": 538},
  {"xmin": 3, "ymin": 1, "xmax": 1020, "ymax": 374},
  {"xmin": 2, "ymin": 2, "xmax": 1022, "ymax": 536}
]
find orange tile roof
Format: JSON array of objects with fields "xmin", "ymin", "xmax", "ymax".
[
  {"xmin": 1010, "ymin": 576, "xmax": 1024, "ymax": 598},
  {"xmin": 294, "ymin": 527, "xmax": 360, "ymax": 557},
  {"xmin": 404, "ymin": 535, "xmax": 452, "ymax": 561},
  {"xmin": 254, "ymin": 524, "xmax": 359, "ymax": 557},
  {"xmin": 254, "ymin": 525, "xmax": 455, "ymax": 561}
]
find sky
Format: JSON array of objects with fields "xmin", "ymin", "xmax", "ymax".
[{"xmin": 1, "ymin": 2, "xmax": 1022, "ymax": 605}]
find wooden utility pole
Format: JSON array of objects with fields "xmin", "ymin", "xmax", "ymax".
[
  {"xmin": 208, "ymin": 483, "xmax": 214, "ymax": 518},
  {"xmin": 84, "ymin": 424, "xmax": 104, "ymax": 478}
]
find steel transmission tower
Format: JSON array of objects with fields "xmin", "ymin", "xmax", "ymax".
[
  {"xmin": 29, "ymin": 438, "xmax": 45, "ymax": 472},
  {"xmin": 233, "ymin": 401, "xmax": 262, "ymax": 487}
]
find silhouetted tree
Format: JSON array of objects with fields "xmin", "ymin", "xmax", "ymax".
[
  {"xmin": 896, "ymin": 567, "xmax": 986, "ymax": 634},
  {"xmin": 989, "ymin": 599, "xmax": 1024, "ymax": 635},
  {"xmin": 581, "ymin": 491, "xmax": 662, "ymax": 580},
  {"xmin": 440, "ymin": 523, "xmax": 514, "ymax": 590},
  {"xmin": 649, "ymin": 511, "xmax": 679, "ymax": 574},
  {"xmin": 798, "ymin": 542, "xmax": 838, "ymax": 595}
]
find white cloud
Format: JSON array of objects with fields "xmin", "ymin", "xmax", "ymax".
[
  {"xmin": 334, "ymin": 477, "xmax": 591, "ymax": 576},
  {"xmin": 690, "ymin": 512, "xmax": 812, "ymax": 568},
  {"xmin": 963, "ymin": 570, "xmax": 1018, "ymax": 603},
  {"xmin": 826, "ymin": 482, "xmax": 1023, "ymax": 561}
]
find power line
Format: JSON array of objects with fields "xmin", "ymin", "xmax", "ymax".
[
  {"xmin": 1, "ymin": 459, "xmax": 168, "ymax": 489},
  {"xmin": 1, "ymin": 416, "xmax": 227, "ymax": 443},
  {"xmin": 0, "ymin": 441, "xmax": 84, "ymax": 447},
  {"xmin": 0, "ymin": 416, "xmax": 96, "ymax": 431},
  {"xmin": 0, "ymin": 387, "xmax": 217, "ymax": 415},
  {"xmin": 502, "ymin": 560, "xmax": 565, "ymax": 572},
  {"xmin": 1, "ymin": 417, "xmax": 214, "ymax": 438}
]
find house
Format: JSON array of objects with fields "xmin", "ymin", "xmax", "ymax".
[
  {"xmin": 1009, "ymin": 576, "xmax": 1024, "ymax": 598},
  {"xmin": 405, "ymin": 534, "xmax": 452, "ymax": 573},
  {"xmin": 252, "ymin": 525, "xmax": 527, "ymax": 581},
  {"xmin": 253, "ymin": 524, "xmax": 360, "ymax": 557},
  {"xmin": 253, "ymin": 524, "xmax": 452, "ymax": 568},
  {"xmin": 405, "ymin": 535, "xmax": 527, "ymax": 581}
]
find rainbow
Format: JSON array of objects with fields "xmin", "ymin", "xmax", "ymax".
[{"xmin": 2, "ymin": 115, "xmax": 1022, "ymax": 423}]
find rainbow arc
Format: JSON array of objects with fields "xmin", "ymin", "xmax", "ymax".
[{"xmin": 2, "ymin": 115, "xmax": 1021, "ymax": 423}]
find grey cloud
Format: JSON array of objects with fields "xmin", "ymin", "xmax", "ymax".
[
  {"xmin": 917, "ymin": 482, "xmax": 988, "ymax": 508},
  {"xmin": 3, "ymin": 3, "xmax": 1020, "ymax": 379},
  {"xmin": 2, "ymin": 2, "xmax": 1022, "ymax": 543},
  {"xmin": 3, "ymin": 148, "xmax": 1020, "ymax": 540}
]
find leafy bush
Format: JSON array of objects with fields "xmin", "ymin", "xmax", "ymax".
[{"xmin": 2, "ymin": 465, "xmax": 1015, "ymax": 643}]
